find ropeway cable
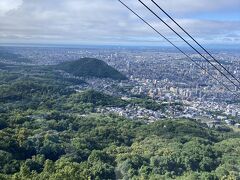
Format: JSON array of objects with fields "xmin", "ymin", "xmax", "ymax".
[
  {"xmin": 151, "ymin": 0, "xmax": 240, "ymax": 86},
  {"xmin": 138, "ymin": 0, "xmax": 240, "ymax": 91},
  {"xmin": 118, "ymin": 0, "xmax": 240, "ymax": 98}
]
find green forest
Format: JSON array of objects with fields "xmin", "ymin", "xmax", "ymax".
[
  {"xmin": 57, "ymin": 58, "xmax": 127, "ymax": 80},
  {"xmin": 0, "ymin": 63, "xmax": 240, "ymax": 180}
]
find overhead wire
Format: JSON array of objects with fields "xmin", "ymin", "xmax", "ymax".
[
  {"xmin": 118, "ymin": 0, "xmax": 239, "ymax": 98},
  {"xmin": 138, "ymin": 0, "xmax": 240, "ymax": 91},
  {"xmin": 151, "ymin": 0, "xmax": 240, "ymax": 86}
]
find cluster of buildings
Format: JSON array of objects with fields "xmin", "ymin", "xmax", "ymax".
[
  {"xmin": 1, "ymin": 46, "xmax": 240, "ymax": 128},
  {"xmin": 97, "ymin": 105, "xmax": 166, "ymax": 123}
]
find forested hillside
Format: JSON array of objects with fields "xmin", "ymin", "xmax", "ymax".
[
  {"xmin": 0, "ymin": 64, "xmax": 240, "ymax": 180},
  {"xmin": 57, "ymin": 58, "xmax": 127, "ymax": 80}
]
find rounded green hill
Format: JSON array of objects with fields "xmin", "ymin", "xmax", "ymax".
[{"xmin": 57, "ymin": 58, "xmax": 127, "ymax": 80}]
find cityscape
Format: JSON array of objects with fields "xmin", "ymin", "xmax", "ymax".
[
  {"xmin": 1, "ymin": 46, "xmax": 240, "ymax": 127},
  {"xmin": 1, "ymin": 0, "xmax": 240, "ymax": 179}
]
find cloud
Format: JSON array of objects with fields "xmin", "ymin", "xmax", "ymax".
[
  {"xmin": 0, "ymin": 0, "xmax": 239, "ymax": 46},
  {"xmin": 0, "ymin": 0, "xmax": 23, "ymax": 16},
  {"xmin": 153, "ymin": 0, "xmax": 240, "ymax": 14}
]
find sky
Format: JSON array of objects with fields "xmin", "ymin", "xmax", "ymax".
[{"xmin": 0, "ymin": 0, "xmax": 240, "ymax": 47}]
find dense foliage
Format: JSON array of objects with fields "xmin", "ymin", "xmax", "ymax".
[
  {"xmin": 0, "ymin": 64, "xmax": 240, "ymax": 180},
  {"xmin": 1, "ymin": 112, "xmax": 240, "ymax": 179},
  {"xmin": 72, "ymin": 90, "xmax": 127, "ymax": 107},
  {"xmin": 129, "ymin": 98, "xmax": 183, "ymax": 112},
  {"xmin": 57, "ymin": 58, "xmax": 127, "ymax": 80}
]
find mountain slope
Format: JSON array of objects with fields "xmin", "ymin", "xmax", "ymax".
[
  {"xmin": 57, "ymin": 58, "xmax": 127, "ymax": 80},
  {"xmin": 70, "ymin": 89, "xmax": 127, "ymax": 107}
]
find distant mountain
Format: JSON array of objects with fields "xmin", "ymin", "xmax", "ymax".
[
  {"xmin": 57, "ymin": 58, "xmax": 127, "ymax": 80},
  {"xmin": 0, "ymin": 50, "xmax": 30, "ymax": 63}
]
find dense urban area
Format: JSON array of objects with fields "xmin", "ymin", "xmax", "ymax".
[
  {"xmin": 0, "ymin": 45, "xmax": 240, "ymax": 179},
  {"xmin": 2, "ymin": 46, "xmax": 240, "ymax": 124}
]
